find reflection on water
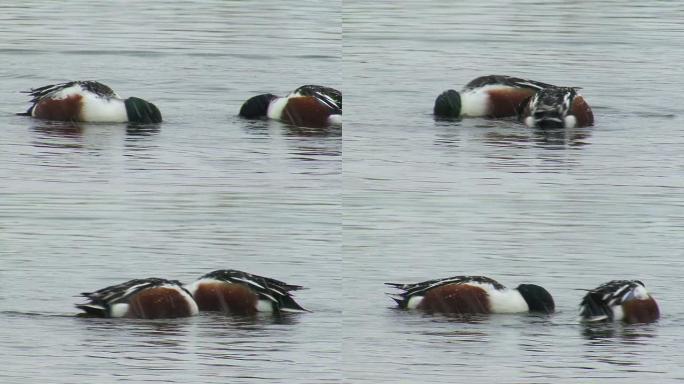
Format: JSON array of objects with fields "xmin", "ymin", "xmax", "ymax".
[
  {"xmin": 30, "ymin": 121, "xmax": 84, "ymax": 140},
  {"xmin": 198, "ymin": 311, "xmax": 304, "ymax": 331},
  {"xmin": 581, "ymin": 322, "xmax": 661, "ymax": 371},
  {"xmin": 30, "ymin": 121, "xmax": 161, "ymax": 139},
  {"xmin": 78, "ymin": 316, "xmax": 192, "ymax": 347},
  {"xmin": 482, "ymin": 127, "xmax": 591, "ymax": 149},
  {"xmin": 242, "ymin": 120, "xmax": 341, "ymax": 139},
  {"xmin": 76, "ymin": 311, "xmax": 303, "ymax": 345},
  {"xmin": 433, "ymin": 120, "xmax": 592, "ymax": 152},
  {"xmin": 388, "ymin": 307, "xmax": 492, "ymax": 326},
  {"xmin": 240, "ymin": 119, "xmax": 342, "ymax": 160},
  {"xmin": 283, "ymin": 124, "xmax": 342, "ymax": 138},
  {"xmin": 529, "ymin": 127, "xmax": 591, "ymax": 149},
  {"xmin": 581, "ymin": 322, "xmax": 658, "ymax": 343},
  {"xmin": 432, "ymin": 123, "xmax": 591, "ymax": 173},
  {"xmin": 29, "ymin": 121, "xmax": 161, "ymax": 152},
  {"xmin": 126, "ymin": 123, "xmax": 162, "ymax": 138}
]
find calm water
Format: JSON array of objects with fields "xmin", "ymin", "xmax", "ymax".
[
  {"xmin": 2, "ymin": 0, "xmax": 684, "ymax": 383},
  {"xmin": 343, "ymin": 0, "xmax": 684, "ymax": 383},
  {"xmin": 0, "ymin": 1, "xmax": 340, "ymax": 383}
]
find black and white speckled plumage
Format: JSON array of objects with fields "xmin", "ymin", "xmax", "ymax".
[
  {"xmin": 80, "ymin": 278, "xmax": 186, "ymax": 305},
  {"xmin": 462, "ymin": 75, "xmax": 554, "ymax": 92},
  {"xmin": 24, "ymin": 81, "xmax": 118, "ymax": 103},
  {"xmin": 579, "ymin": 280, "xmax": 647, "ymax": 321},
  {"xmin": 292, "ymin": 85, "xmax": 342, "ymax": 114},
  {"xmin": 18, "ymin": 81, "xmax": 118, "ymax": 116},
  {"xmin": 522, "ymin": 86, "xmax": 579, "ymax": 128}
]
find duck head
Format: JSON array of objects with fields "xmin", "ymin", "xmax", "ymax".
[{"xmin": 239, "ymin": 93, "xmax": 278, "ymax": 118}]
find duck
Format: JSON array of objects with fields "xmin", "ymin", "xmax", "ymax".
[
  {"xmin": 386, "ymin": 275, "xmax": 555, "ymax": 314},
  {"xmin": 518, "ymin": 86, "xmax": 594, "ymax": 128},
  {"xmin": 184, "ymin": 269, "xmax": 307, "ymax": 315},
  {"xmin": 579, "ymin": 280, "xmax": 659, "ymax": 323},
  {"xmin": 433, "ymin": 75, "xmax": 555, "ymax": 118},
  {"xmin": 239, "ymin": 85, "xmax": 341, "ymax": 128},
  {"xmin": 18, "ymin": 81, "xmax": 162, "ymax": 123},
  {"xmin": 76, "ymin": 278, "xmax": 198, "ymax": 319}
]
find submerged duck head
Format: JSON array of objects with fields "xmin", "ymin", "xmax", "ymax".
[
  {"xmin": 124, "ymin": 97, "xmax": 162, "ymax": 123},
  {"xmin": 433, "ymin": 89, "xmax": 462, "ymax": 118},
  {"xmin": 516, "ymin": 284, "xmax": 555, "ymax": 313},
  {"xmin": 239, "ymin": 93, "xmax": 278, "ymax": 118}
]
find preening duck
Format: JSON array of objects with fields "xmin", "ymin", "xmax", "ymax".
[
  {"xmin": 579, "ymin": 280, "xmax": 659, "ymax": 323},
  {"xmin": 518, "ymin": 86, "xmax": 594, "ymax": 128}
]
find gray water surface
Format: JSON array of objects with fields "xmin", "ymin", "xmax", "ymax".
[
  {"xmin": 1, "ymin": 1, "xmax": 340, "ymax": 383},
  {"xmin": 344, "ymin": 0, "xmax": 684, "ymax": 382},
  {"xmin": 2, "ymin": 0, "xmax": 684, "ymax": 383}
]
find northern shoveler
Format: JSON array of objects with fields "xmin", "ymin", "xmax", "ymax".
[
  {"xmin": 386, "ymin": 275, "xmax": 555, "ymax": 314},
  {"xmin": 518, "ymin": 86, "xmax": 594, "ymax": 128},
  {"xmin": 434, "ymin": 75, "xmax": 555, "ymax": 118},
  {"xmin": 579, "ymin": 280, "xmax": 659, "ymax": 323},
  {"xmin": 239, "ymin": 85, "xmax": 341, "ymax": 128},
  {"xmin": 76, "ymin": 278, "xmax": 198, "ymax": 319},
  {"xmin": 184, "ymin": 269, "xmax": 307, "ymax": 315},
  {"xmin": 18, "ymin": 81, "xmax": 162, "ymax": 123}
]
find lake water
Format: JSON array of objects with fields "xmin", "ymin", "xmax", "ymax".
[
  {"xmin": 343, "ymin": 0, "xmax": 684, "ymax": 383},
  {"xmin": 1, "ymin": 1, "xmax": 340, "ymax": 383},
  {"xmin": 1, "ymin": 0, "xmax": 683, "ymax": 383}
]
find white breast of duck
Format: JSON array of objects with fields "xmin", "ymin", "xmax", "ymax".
[
  {"xmin": 459, "ymin": 85, "xmax": 498, "ymax": 117},
  {"xmin": 80, "ymin": 94, "xmax": 128, "ymax": 122}
]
